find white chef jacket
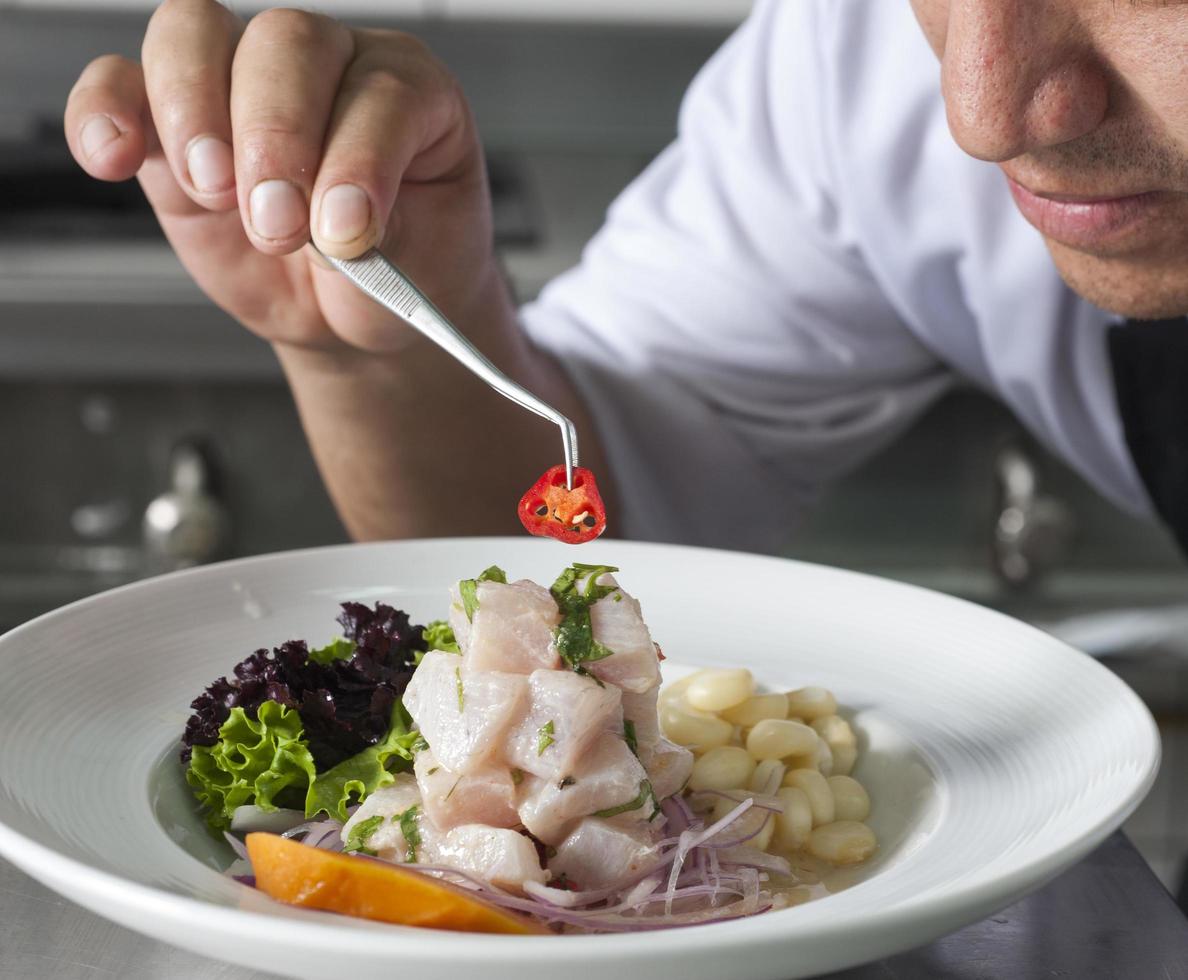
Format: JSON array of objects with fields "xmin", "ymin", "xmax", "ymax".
[{"xmin": 518, "ymin": 0, "xmax": 1151, "ymax": 553}]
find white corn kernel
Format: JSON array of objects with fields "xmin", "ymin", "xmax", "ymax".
[
  {"xmin": 783, "ymin": 768, "xmax": 835, "ymax": 826},
  {"xmin": 751, "ymin": 812, "xmax": 776, "ymax": 851},
  {"xmin": 709, "ymin": 799, "xmax": 775, "ymax": 851},
  {"xmin": 771, "ymin": 786, "xmax": 813, "ymax": 852},
  {"xmin": 815, "ymin": 738, "xmax": 834, "ymax": 776},
  {"xmin": 784, "ymin": 738, "xmax": 834, "ymax": 774},
  {"xmin": 749, "ymin": 758, "xmax": 787, "ymax": 794},
  {"xmin": 661, "ymin": 702, "xmax": 733, "ymax": 751},
  {"xmin": 721, "ymin": 693, "xmax": 789, "ymax": 727},
  {"xmin": 657, "ymin": 674, "xmax": 697, "ymax": 709},
  {"xmin": 827, "ymin": 775, "xmax": 871, "ymax": 822},
  {"xmin": 811, "ymin": 715, "xmax": 855, "ymax": 776},
  {"xmin": 786, "ymin": 686, "xmax": 838, "ymax": 721},
  {"xmin": 685, "ymin": 668, "xmax": 755, "ymax": 712},
  {"xmin": 746, "ymin": 719, "xmax": 819, "ymax": 761},
  {"xmin": 810, "ymin": 714, "xmax": 856, "ymax": 749},
  {"xmin": 832, "ymin": 744, "xmax": 858, "ymax": 776},
  {"xmin": 711, "ymin": 793, "xmax": 743, "ymax": 822},
  {"xmin": 806, "ymin": 821, "xmax": 877, "ymax": 866},
  {"xmin": 689, "ymin": 746, "xmax": 756, "ymax": 792}
]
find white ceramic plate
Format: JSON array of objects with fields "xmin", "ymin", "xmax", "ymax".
[{"xmin": 0, "ymin": 538, "xmax": 1159, "ymax": 980}]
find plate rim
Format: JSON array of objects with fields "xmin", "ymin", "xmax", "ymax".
[{"xmin": 0, "ymin": 537, "xmax": 1163, "ymax": 969}]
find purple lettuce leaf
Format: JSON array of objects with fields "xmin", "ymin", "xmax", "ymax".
[{"xmin": 180, "ymin": 602, "xmax": 426, "ymax": 769}]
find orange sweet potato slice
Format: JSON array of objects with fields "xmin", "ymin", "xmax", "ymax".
[{"xmin": 245, "ymin": 832, "xmax": 547, "ymax": 935}]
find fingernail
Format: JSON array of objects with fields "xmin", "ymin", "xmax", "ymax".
[
  {"xmin": 186, "ymin": 136, "xmax": 233, "ymax": 194},
  {"xmin": 318, "ymin": 184, "xmax": 371, "ymax": 244},
  {"xmin": 248, "ymin": 179, "xmax": 306, "ymax": 240},
  {"xmin": 80, "ymin": 115, "xmax": 119, "ymax": 160}
]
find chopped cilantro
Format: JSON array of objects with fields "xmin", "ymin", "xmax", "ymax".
[
  {"xmin": 344, "ymin": 814, "xmax": 384, "ymax": 854},
  {"xmin": 459, "ymin": 565, "xmax": 508, "ymax": 621},
  {"xmin": 537, "ymin": 720, "xmax": 555, "ymax": 755},
  {"xmin": 398, "ymin": 804, "xmax": 421, "ymax": 863},
  {"xmin": 549, "ymin": 563, "xmax": 621, "ymax": 672},
  {"xmin": 593, "ymin": 779, "xmax": 658, "ymax": 819},
  {"xmin": 459, "ymin": 580, "xmax": 479, "ymax": 621},
  {"xmin": 455, "ymin": 666, "xmax": 465, "ymax": 711},
  {"xmin": 623, "ymin": 719, "xmax": 638, "ymax": 756}
]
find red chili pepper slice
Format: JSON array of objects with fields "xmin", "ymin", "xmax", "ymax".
[{"xmin": 517, "ymin": 465, "xmax": 607, "ymax": 544}]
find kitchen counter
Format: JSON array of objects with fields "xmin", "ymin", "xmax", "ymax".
[{"xmin": 1, "ymin": 833, "xmax": 1184, "ymax": 979}]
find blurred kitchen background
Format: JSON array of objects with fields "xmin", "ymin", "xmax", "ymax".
[{"xmin": 2, "ymin": 0, "xmax": 1186, "ymax": 907}]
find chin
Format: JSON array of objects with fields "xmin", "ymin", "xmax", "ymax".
[{"xmin": 1047, "ymin": 242, "xmax": 1188, "ymax": 321}]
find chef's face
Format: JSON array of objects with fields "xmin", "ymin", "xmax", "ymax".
[{"xmin": 909, "ymin": 0, "xmax": 1188, "ymax": 319}]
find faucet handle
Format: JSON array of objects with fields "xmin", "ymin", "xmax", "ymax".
[{"xmin": 143, "ymin": 439, "xmax": 230, "ymax": 571}]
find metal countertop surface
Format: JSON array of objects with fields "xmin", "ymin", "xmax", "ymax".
[{"xmin": 2, "ymin": 833, "xmax": 1186, "ymax": 979}]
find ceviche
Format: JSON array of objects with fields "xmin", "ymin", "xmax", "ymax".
[{"xmin": 180, "ymin": 562, "xmax": 877, "ymax": 934}]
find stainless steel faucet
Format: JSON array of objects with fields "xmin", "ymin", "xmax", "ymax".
[
  {"xmin": 992, "ymin": 444, "xmax": 1075, "ymax": 589},
  {"xmin": 143, "ymin": 439, "xmax": 230, "ymax": 571}
]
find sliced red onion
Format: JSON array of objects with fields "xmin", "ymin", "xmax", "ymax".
[
  {"xmin": 687, "ymin": 789, "xmax": 785, "ymax": 813},
  {"xmin": 622, "ymin": 873, "xmax": 665, "ymax": 908},
  {"xmin": 710, "ymin": 810, "xmax": 774, "ymax": 850},
  {"xmin": 717, "ymin": 846, "xmax": 793, "ymax": 877},
  {"xmin": 281, "ymin": 817, "xmax": 345, "ymax": 852},
  {"xmin": 523, "ymin": 881, "xmax": 608, "ymax": 908},
  {"xmin": 222, "ymin": 831, "xmax": 248, "ymax": 861},
  {"xmin": 234, "ymin": 787, "xmax": 802, "ymax": 933},
  {"xmin": 307, "ymin": 825, "xmax": 347, "ymax": 852},
  {"xmin": 663, "ymin": 798, "xmax": 754, "ymax": 914}
]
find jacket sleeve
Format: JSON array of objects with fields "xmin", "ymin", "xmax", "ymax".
[{"xmin": 518, "ymin": 0, "xmax": 952, "ymax": 553}]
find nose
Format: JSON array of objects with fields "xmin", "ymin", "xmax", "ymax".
[{"xmin": 940, "ymin": 1, "xmax": 1109, "ymax": 162}]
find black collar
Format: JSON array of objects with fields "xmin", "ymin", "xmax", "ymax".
[{"xmin": 1108, "ymin": 317, "xmax": 1188, "ymax": 554}]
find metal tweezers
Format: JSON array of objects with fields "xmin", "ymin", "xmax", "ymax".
[{"xmin": 318, "ymin": 247, "xmax": 579, "ymax": 489}]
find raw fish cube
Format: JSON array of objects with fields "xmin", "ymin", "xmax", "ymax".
[
  {"xmin": 415, "ymin": 749, "xmax": 518, "ymax": 832},
  {"xmin": 639, "ymin": 737, "xmax": 694, "ymax": 802},
  {"xmin": 464, "ymin": 580, "xmax": 562, "ymax": 674},
  {"xmin": 585, "ymin": 578, "xmax": 661, "ymax": 693},
  {"xmin": 620, "ymin": 687, "xmax": 663, "ymax": 749},
  {"xmin": 518, "ymin": 733, "xmax": 651, "ymax": 846},
  {"xmin": 404, "ymin": 651, "xmax": 529, "ymax": 774},
  {"xmin": 339, "ymin": 774, "xmax": 427, "ymax": 862},
  {"xmin": 506, "ymin": 669, "xmax": 622, "ymax": 780},
  {"xmin": 549, "ymin": 818, "xmax": 661, "ymax": 891},
  {"xmin": 447, "ymin": 582, "xmax": 471, "ymax": 654},
  {"xmin": 434, "ymin": 825, "xmax": 547, "ymax": 891}
]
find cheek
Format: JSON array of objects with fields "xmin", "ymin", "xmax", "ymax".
[
  {"xmin": 908, "ymin": 0, "xmax": 950, "ymax": 58},
  {"xmin": 1111, "ymin": 48, "xmax": 1188, "ymax": 153}
]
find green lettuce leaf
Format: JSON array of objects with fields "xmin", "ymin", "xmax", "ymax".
[
  {"xmin": 306, "ymin": 637, "xmax": 356, "ymax": 666},
  {"xmin": 305, "ymin": 703, "xmax": 424, "ymax": 822},
  {"xmin": 422, "ymin": 620, "xmax": 460, "ymax": 655},
  {"xmin": 185, "ymin": 700, "xmax": 316, "ymax": 833}
]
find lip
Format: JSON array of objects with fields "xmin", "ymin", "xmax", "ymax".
[{"xmin": 1006, "ymin": 177, "xmax": 1163, "ymax": 250}]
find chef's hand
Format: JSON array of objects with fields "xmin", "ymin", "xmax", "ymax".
[{"xmin": 63, "ymin": 0, "xmax": 497, "ymax": 355}]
